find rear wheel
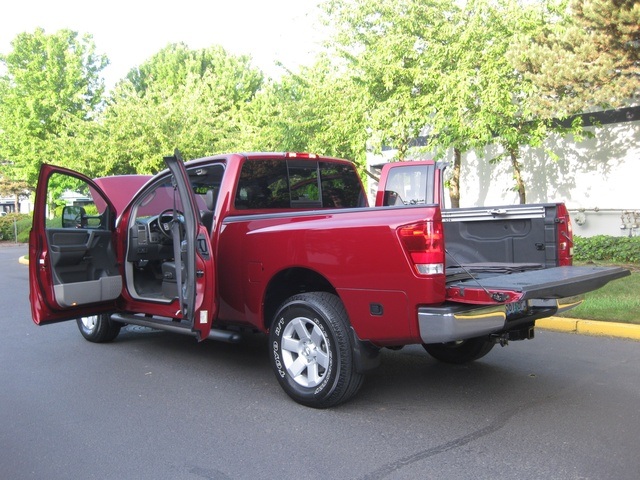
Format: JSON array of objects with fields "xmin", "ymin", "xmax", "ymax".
[
  {"xmin": 269, "ymin": 292, "xmax": 364, "ymax": 408},
  {"xmin": 422, "ymin": 336, "xmax": 495, "ymax": 364},
  {"xmin": 76, "ymin": 314, "xmax": 122, "ymax": 343}
]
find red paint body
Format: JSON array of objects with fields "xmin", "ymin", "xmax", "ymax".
[{"xmin": 29, "ymin": 154, "xmax": 629, "ymax": 349}]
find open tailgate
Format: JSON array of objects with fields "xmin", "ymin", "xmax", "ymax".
[{"xmin": 446, "ymin": 266, "xmax": 630, "ymax": 304}]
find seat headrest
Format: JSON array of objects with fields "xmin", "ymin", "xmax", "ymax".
[{"xmin": 205, "ymin": 187, "xmax": 218, "ymax": 211}]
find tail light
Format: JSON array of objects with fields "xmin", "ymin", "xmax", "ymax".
[
  {"xmin": 556, "ymin": 203, "xmax": 573, "ymax": 266},
  {"xmin": 397, "ymin": 220, "xmax": 445, "ymax": 275}
]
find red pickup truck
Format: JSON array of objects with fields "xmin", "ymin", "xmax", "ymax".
[{"xmin": 29, "ymin": 152, "xmax": 629, "ymax": 407}]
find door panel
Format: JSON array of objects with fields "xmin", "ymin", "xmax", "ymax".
[
  {"xmin": 29, "ymin": 158, "xmax": 218, "ymax": 340},
  {"xmin": 46, "ymin": 229, "xmax": 122, "ymax": 307}
]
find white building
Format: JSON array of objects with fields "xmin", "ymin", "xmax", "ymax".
[
  {"xmin": 0, "ymin": 195, "xmax": 14, "ymax": 215},
  {"xmin": 0, "ymin": 193, "xmax": 32, "ymax": 215},
  {"xmin": 367, "ymin": 106, "xmax": 640, "ymax": 237}
]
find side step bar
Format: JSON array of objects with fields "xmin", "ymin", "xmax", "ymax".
[{"xmin": 110, "ymin": 313, "xmax": 242, "ymax": 343}]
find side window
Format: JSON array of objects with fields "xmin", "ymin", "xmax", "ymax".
[
  {"xmin": 188, "ymin": 164, "xmax": 225, "ymax": 215},
  {"xmin": 320, "ymin": 162, "xmax": 363, "ymax": 208},
  {"xmin": 235, "ymin": 160, "xmax": 289, "ymax": 209},
  {"xmin": 47, "ymin": 172, "xmax": 109, "ymax": 230},
  {"xmin": 234, "ymin": 159, "xmax": 364, "ymax": 210},
  {"xmin": 132, "ymin": 179, "xmax": 179, "ymax": 220},
  {"xmin": 383, "ymin": 165, "xmax": 431, "ymax": 206}
]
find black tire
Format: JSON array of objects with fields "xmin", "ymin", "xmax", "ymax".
[
  {"xmin": 422, "ymin": 336, "xmax": 495, "ymax": 364},
  {"xmin": 269, "ymin": 292, "xmax": 364, "ymax": 408},
  {"xmin": 76, "ymin": 314, "xmax": 122, "ymax": 343}
]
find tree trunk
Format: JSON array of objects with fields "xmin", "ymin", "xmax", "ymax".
[
  {"xmin": 509, "ymin": 148, "xmax": 526, "ymax": 204},
  {"xmin": 449, "ymin": 147, "xmax": 461, "ymax": 208},
  {"xmin": 397, "ymin": 141, "xmax": 408, "ymax": 161}
]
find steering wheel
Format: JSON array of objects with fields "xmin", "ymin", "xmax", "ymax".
[{"xmin": 157, "ymin": 208, "xmax": 184, "ymax": 239}]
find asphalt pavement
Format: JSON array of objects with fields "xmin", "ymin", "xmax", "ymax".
[{"xmin": 2, "ymin": 242, "xmax": 640, "ymax": 480}]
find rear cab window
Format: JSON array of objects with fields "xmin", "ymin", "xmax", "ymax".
[
  {"xmin": 382, "ymin": 164, "xmax": 433, "ymax": 206},
  {"xmin": 234, "ymin": 159, "xmax": 364, "ymax": 211}
]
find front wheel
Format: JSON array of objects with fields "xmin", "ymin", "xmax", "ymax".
[
  {"xmin": 422, "ymin": 336, "xmax": 495, "ymax": 364},
  {"xmin": 269, "ymin": 292, "xmax": 364, "ymax": 408},
  {"xmin": 76, "ymin": 314, "xmax": 122, "ymax": 343}
]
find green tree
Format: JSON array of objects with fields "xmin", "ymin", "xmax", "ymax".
[
  {"xmin": 323, "ymin": 0, "xmax": 455, "ymax": 160},
  {"xmin": 323, "ymin": 0, "xmax": 592, "ymax": 206},
  {"xmin": 500, "ymin": 0, "xmax": 639, "ymax": 203},
  {"xmin": 419, "ymin": 0, "xmax": 516, "ymax": 206},
  {"xmin": 324, "ymin": 0, "xmax": 537, "ymax": 205},
  {"xmin": 98, "ymin": 43, "xmax": 263, "ymax": 174},
  {"xmin": 236, "ymin": 57, "xmax": 369, "ymax": 170},
  {"xmin": 0, "ymin": 174, "xmax": 31, "ymax": 212},
  {"xmin": 0, "ymin": 28, "xmax": 108, "ymax": 184},
  {"xmin": 456, "ymin": 0, "xmax": 549, "ymax": 205},
  {"xmin": 513, "ymin": 0, "xmax": 640, "ymax": 116}
]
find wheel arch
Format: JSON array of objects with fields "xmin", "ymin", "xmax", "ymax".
[
  {"xmin": 263, "ymin": 274, "xmax": 381, "ymax": 376},
  {"xmin": 263, "ymin": 267, "xmax": 337, "ymax": 331}
]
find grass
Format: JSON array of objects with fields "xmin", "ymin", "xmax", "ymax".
[{"xmin": 560, "ymin": 266, "xmax": 640, "ymax": 324}]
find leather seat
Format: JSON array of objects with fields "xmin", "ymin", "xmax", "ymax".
[
  {"xmin": 161, "ymin": 261, "xmax": 184, "ymax": 299},
  {"xmin": 201, "ymin": 187, "xmax": 218, "ymax": 233}
]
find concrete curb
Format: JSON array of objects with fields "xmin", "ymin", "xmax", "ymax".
[
  {"xmin": 537, "ymin": 317, "xmax": 640, "ymax": 341},
  {"xmin": 18, "ymin": 255, "xmax": 29, "ymax": 265}
]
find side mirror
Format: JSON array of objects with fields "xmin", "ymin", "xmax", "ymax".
[{"xmin": 62, "ymin": 206, "xmax": 86, "ymax": 228}]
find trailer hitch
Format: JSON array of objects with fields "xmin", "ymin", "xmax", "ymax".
[{"xmin": 491, "ymin": 326, "xmax": 536, "ymax": 346}]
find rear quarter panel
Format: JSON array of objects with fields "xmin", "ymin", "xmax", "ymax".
[{"xmin": 216, "ymin": 206, "xmax": 446, "ymax": 344}]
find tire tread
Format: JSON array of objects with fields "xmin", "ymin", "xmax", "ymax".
[
  {"xmin": 76, "ymin": 314, "xmax": 121, "ymax": 343},
  {"xmin": 270, "ymin": 292, "xmax": 364, "ymax": 408}
]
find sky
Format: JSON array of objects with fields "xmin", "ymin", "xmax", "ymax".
[{"xmin": 0, "ymin": 0, "xmax": 328, "ymax": 88}]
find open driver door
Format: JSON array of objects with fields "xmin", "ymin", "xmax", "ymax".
[
  {"xmin": 29, "ymin": 152, "xmax": 216, "ymax": 342},
  {"xmin": 29, "ymin": 164, "xmax": 122, "ymax": 325}
]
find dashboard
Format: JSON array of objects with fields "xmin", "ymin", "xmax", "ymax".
[{"xmin": 127, "ymin": 213, "xmax": 182, "ymax": 262}]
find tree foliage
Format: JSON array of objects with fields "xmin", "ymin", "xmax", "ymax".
[
  {"xmin": 0, "ymin": 28, "xmax": 108, "ymax": 184},
  {"xmin": 0, "ymin": 3, "xmax": 634, "ymax": 208},
  {"xmin": 0, "ymin": 175, "xmax": 31, "ymax": 211},
  {"xmin": 512, "ymin": 0, "xmax": 640, "ymax": 116},
  {"xmin": 98, "ymin": 43, "xmax": 264, "ymax": 174},
  {"xmin": 323, "ymin": 0, "xmax": 456, "ymax": 159},
  {"xmin": 236, "ymin": 56, "xmax": 369, "ymax": 170},
  {"xmin": 322, "ymin": 0, "xmax": 606, "ymax": 205},
  {"xmin": 322, "ymin": 0, "xmax": 556, "ymax": 204}
]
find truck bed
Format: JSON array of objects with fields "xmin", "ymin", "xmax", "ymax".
[
  {"xmin": 442, "ymin": 204, "xmax": 564, "ymax": 268},
  {"xmin": 440, "ymin": 203, "xmax": 630, "ymax": 304}
]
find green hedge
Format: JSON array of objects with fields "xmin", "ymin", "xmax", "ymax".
[
  {"xmin": 0, "ymin": 213, "xmax": 32, "ymax": 243},
  {"xmin": 573, "ymin": 235, "xmax": 640, "ymax": 264}
]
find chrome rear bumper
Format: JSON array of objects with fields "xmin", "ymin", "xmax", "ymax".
[{"xmin": 418, "ymin": 295, "xmax": 584, "ymax": 344}]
